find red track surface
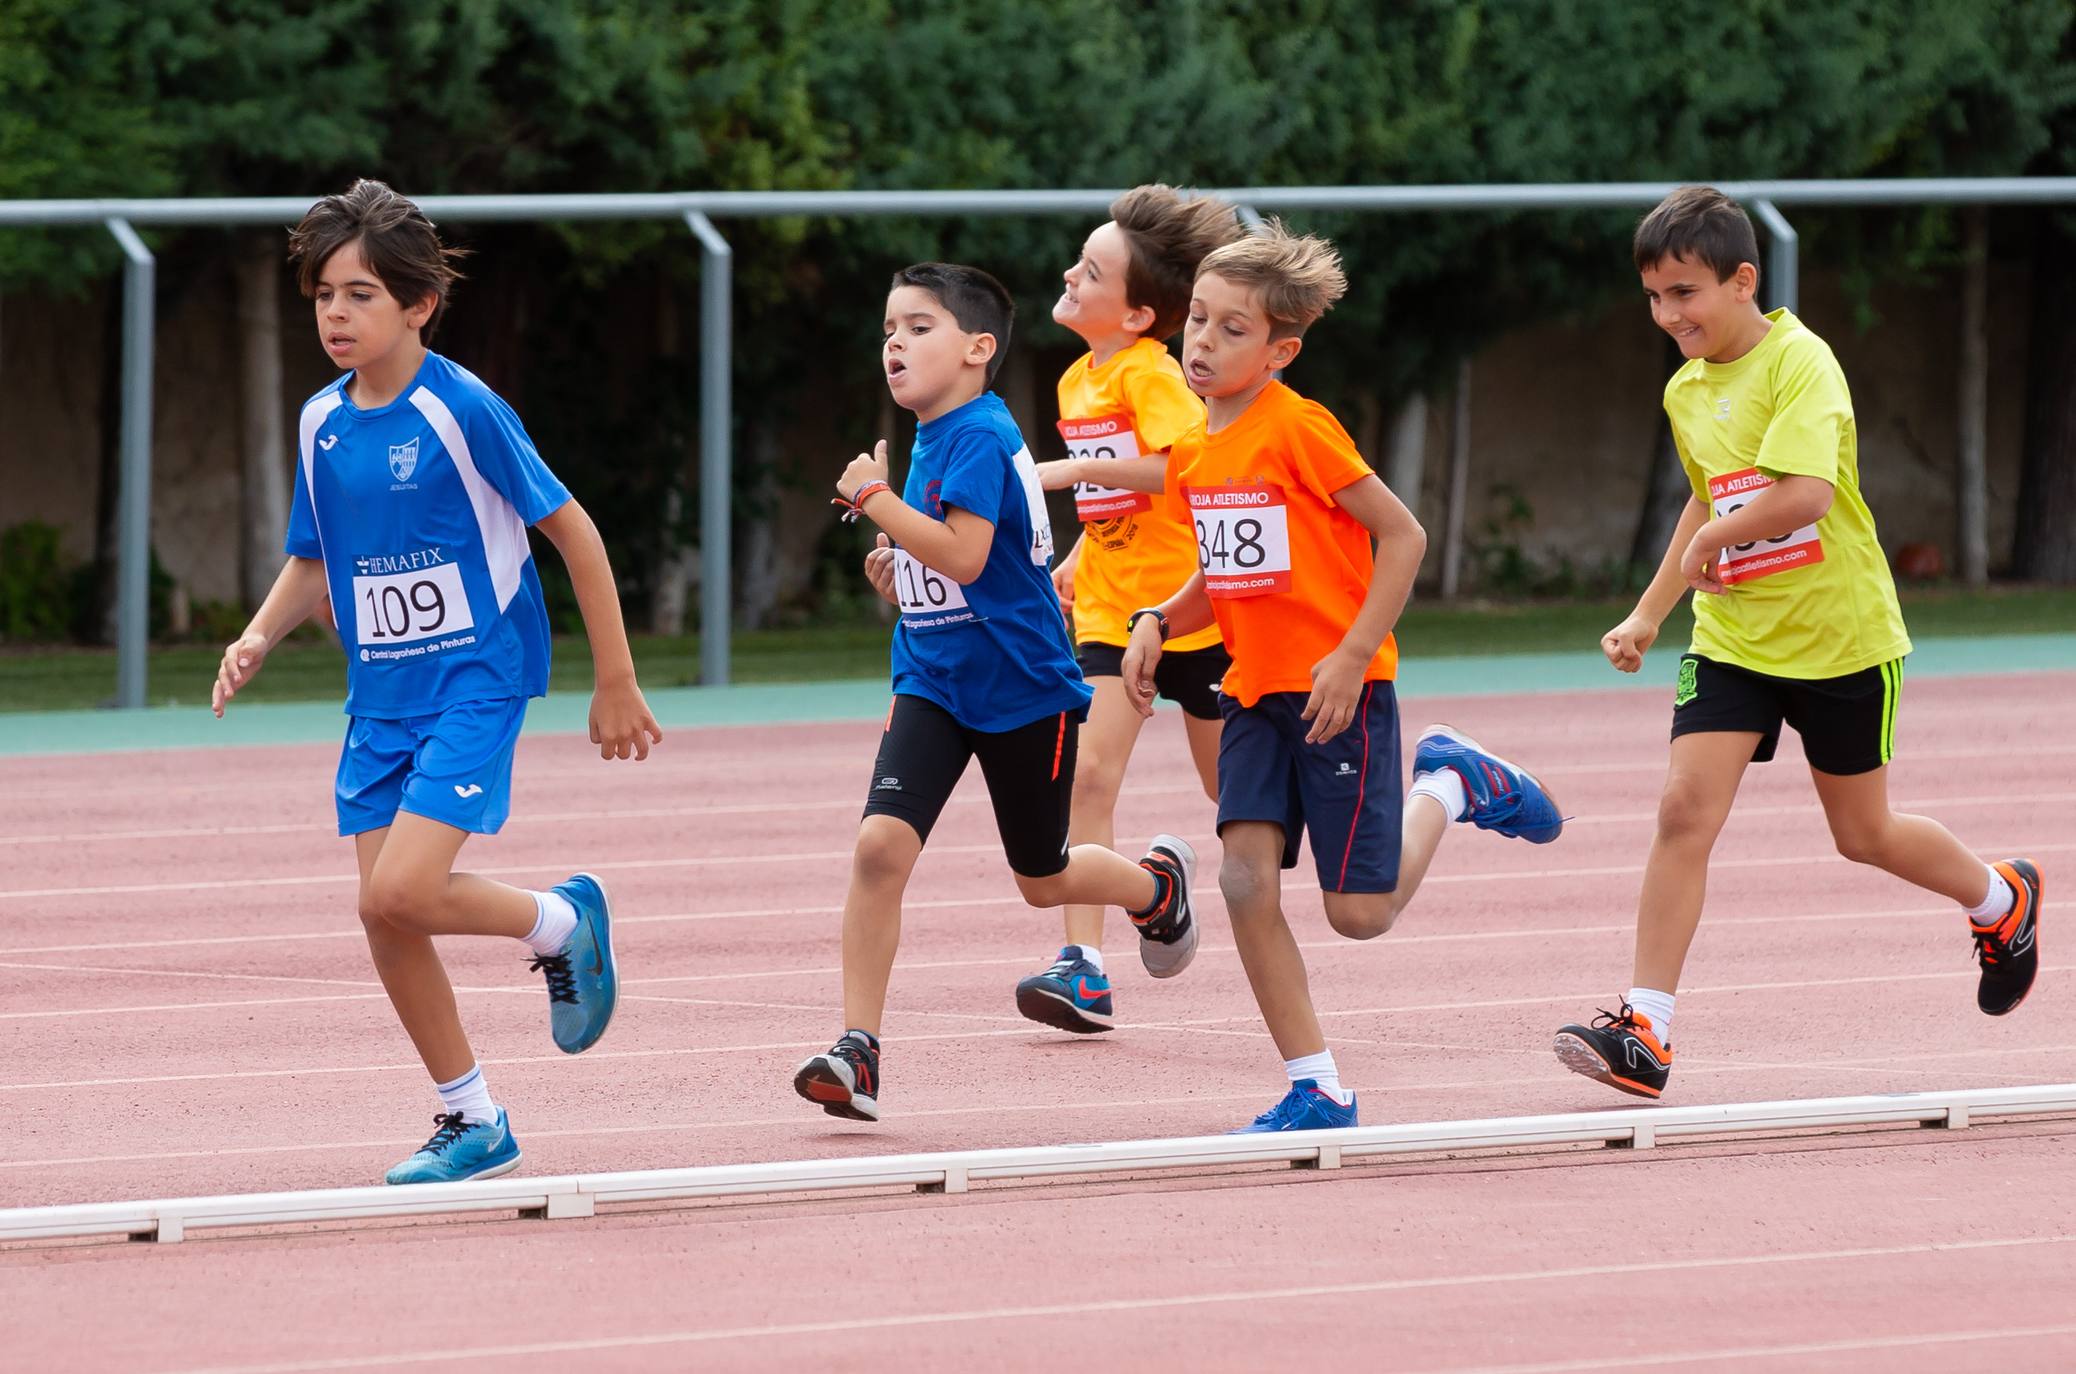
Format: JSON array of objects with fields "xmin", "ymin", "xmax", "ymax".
[{"xmin": 4, "ymin": 672, "xmax": 2072, "ymax": 1371}]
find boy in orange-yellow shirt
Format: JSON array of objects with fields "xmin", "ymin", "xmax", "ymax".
[
  {"xmin": 1124, "ymin": 224, "xmax": 1566, "ymax": 1132},
  {"xmin": 1015, "ymin": 185, "xmax": 1246, "ymax": 1034}
]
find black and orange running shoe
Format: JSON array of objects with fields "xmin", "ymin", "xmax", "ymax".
[
  {"xmin": 794, "ymin": 1030, "xmax": 881, "ymax": 1122},
  {"xmin": 1972, "ymin": 858, "xmax": 2041, "ymax": 1016},
  {"xmin": 1553, "ymin": 1004, "xmax": 1673, "ymax": 1099}
]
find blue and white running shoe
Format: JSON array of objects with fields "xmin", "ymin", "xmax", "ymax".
[
  {"xmin": 384, "ymin": 1109, "xmax": 522, "ymax": 1185},
  {"xmin": 1413, "ymin": 724, "xmax": 1565, "ymax": 844},
  {"xmin": 1229, "ymin": 1079, "xmax": 1359, "ymax": 1134},
  {"xmin": 531, "ymin": 872, "xmax": 618, "ymax": 1054},
  {"xmin": 1015, "ymin": 946, "xmax": 1114, "ymax": 1034}
]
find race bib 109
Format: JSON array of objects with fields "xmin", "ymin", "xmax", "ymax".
[
  {"xmin": 352, "ymin": 562, "xmax": 475, "ymax": 646},
  {"xmin": 1185, "ymin": 481, "xmax": 1292, "ymax": 598},
  {"xmin": 1058, "ymin": 415, "xmax": 1152, "ymax": 522},
  {"xmin": 1707, "ymin": 467, "xmax": 1825, "ymax": 585}
]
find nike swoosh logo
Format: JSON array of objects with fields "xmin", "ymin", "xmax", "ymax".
[
  {"xmin": 1075, "ymin": 977, "xmax": 1107, "ymax": 1002},
  {"xmin": 454, "ymin": 784, "xmax": 484, "ymax": 798},
  {"xmin": 318, "ymin": 435, "xmax": 339, "ymax": 450}
]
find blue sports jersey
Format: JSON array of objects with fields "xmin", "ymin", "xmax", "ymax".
[
  {"xmin": 887, "ymin": 391, "xmax": 1091, "ymax": 732},
  {"xmin": 286, "ymin": 351, "xmax": 572, "ymax": 718}
]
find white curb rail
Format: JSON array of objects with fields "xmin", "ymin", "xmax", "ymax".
[{"xmin": 7, "ymin": 1082, "xmax": 2071, "ymax": 1245}]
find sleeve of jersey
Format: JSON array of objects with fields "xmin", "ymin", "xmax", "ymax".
[
  {"xmin": 1122, "ymin": 358, "xmax": 1205, "ymax": 455},
  {"xmin": 284, "ymin": 457, "xmax": 321, "ymax": 559},
  {"xmin": 1286, "ymin": 402, "xmax": 1374, "ymax": 504},
  {"xmin": 1753, "ymin": 340, "xmax": 1850, "ymax": 485},
  {"xmin": 465, "ymin": 392, "xmax": 574, "ymax": 525},
  {"xmin": 1163, "ymin": 443, "xmax": 1191, "ymax": 526},
  {"xmin": 933, "ymin": 425, "xmax": 1006, "ymax": 525}
]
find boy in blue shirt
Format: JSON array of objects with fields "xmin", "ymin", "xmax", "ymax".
[
  {"xmin": 212, "ymin": 180, "xmax": 662, "ymax": 1183},
  {"xmin": 794, "ymin": 263, "xmax": 1197, "ymax": 1122}
]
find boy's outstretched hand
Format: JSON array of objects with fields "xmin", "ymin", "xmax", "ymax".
[
  {"xmin": 211, "ymin": 632, "xmax": 271, "ymax": 718},
  {"xmin": 1302, "ymin": 645, "xmax": 1366, "ymax": 744},
  {"xmin": 864, "ymin": 532, "xmax": 899, "ymax": 605},
  {"xmin": 1601, "ymin": 614, "xmax": 1660, "ymax": 673},
  {"xmin": 590, "ymin": 680, "xmax": 664, "ymax": 761}
]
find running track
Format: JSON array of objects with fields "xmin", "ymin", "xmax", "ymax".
[{"xmin": 2, "ymin": 668, "xmax": 2072, "ymax": 1371}]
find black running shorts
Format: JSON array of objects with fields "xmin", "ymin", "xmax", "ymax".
[
  {"xmin": 861, "ymin": 694, "xmax": 1079, "ymax": 877},
  {"xmin": 1077, "ymin": 640, "xmax": 1230, "ymax": 721},
  {"xmin": 1669, "ymin": 653, "xmax": 1904, "ymax": 776}
]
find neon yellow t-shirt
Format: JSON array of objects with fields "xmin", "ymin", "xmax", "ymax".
[
  {"xmin": 1056, "ymin": 338, "xmax": 1221, "ymax": 652},
  {"xmin": 1664, "ymin": 308, "xmax": 1911, "ymax": 680}
]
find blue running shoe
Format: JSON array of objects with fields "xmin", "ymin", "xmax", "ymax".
[
  {"xmin": 1413, "ymin": 724, "xmax": 1565, "ymax": 844},
  {"xmin": 384, "ymin": 1109, "xmax": 522, "ymax": 1185},
  {"xmin": 531, "ymin": 872, "xmax": 618, "ymax": 1054},
  {"xmin": 1229, "ymin": 1079, "xmax": 1359, "ymax": 1134},
  {"xmin": 1015, "ymin": 946, "xmax": 1114, "ymax": 1034}
]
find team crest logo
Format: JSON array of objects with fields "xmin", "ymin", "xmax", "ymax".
[
  {"xmin": 388, "ymin": 437, "xmax": 420, "ymax": 482},
  {"xmin": 1674, "ymin": 657, "xmax": 1699, "ymax": 707}
]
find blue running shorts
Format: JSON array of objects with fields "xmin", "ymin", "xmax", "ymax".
[
  {"xmin": 334, "ymin": 697, "xmax": 528, "ymax": 837},
  {"xmin": 1215, "ymin": 683, "xmax": 1403, "ymax": 894}
]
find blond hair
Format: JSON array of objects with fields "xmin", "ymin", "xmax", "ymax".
[
  {"xmin": 1196, "ymin": 221, "xmax": 1347, "ymax": 338},
  {"xmin": 1109, "ymin": 185, "xmax": 1246, "ymax": 339}
]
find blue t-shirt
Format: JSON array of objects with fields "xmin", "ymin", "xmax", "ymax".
[
  {"xmin": 286, "ymin": 351, "xmax": 572, "ymax": 719},
  {"xmin": 888, "ymin": 392, "xmax": 1090, "ymax": 732}
]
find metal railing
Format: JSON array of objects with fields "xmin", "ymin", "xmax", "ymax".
[{"xmin": 5, "ymin": 177, "xmax": 2074, "ymax": 704}]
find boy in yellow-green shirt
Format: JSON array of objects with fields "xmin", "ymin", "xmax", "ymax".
[{"xmin": 1554, "ymin": 186, "xmax": 2042, "ymax": 1099}]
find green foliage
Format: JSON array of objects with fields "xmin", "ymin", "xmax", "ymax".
[{"xmin": 0, "ymin": 522, "xmax": 76, "ymax": 641}]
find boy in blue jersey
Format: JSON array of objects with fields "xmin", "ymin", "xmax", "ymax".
[
  {"xmin": 212, "ymin": 180, "xmax": 662, "ymax": 1184},
  {"xmin": 793, "ymin": 263, "xmax": 1197, "ymax": 1122}
]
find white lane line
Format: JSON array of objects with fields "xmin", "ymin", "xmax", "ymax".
[
  {"xmin": 12, "ymin": 834, "xmax": 2069, "ymax": 904},
  {"xmin": 6, "ymin": 968, "xmax": 2069, "ymax": 1096},
  {"xmin": 1427, "ymin": 1324, "xmax": 2076, "ymax": 1373},
  {"xmin": 0, "ymin": 901, "xmax": 1978, "ymax": 1018},
  {"xmin": 156, "ymin": 1235, "xmax": 2076, "ymax": 1373}
]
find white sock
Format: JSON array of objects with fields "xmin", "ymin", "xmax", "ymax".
[
  {"xmin": 1625, "ymin": 987, "xmax": 1676, "ymax": 1042},
  {"xmin": 433, "ymin": 1064, "xmax": 499, "ymax": 1127},
  {"xmin": 1408, "ymin": 768, "xmax": 1469, "ymax": 822},
  {"xmin": 1068, "ymin": 943, "xmax": 1106, "ymax": 974},
  {"xmin": 525, "ymin": 889, "xmax": 580, "ymax": 955},
  {"xmin": 1963, "ymin": 864, "xmax": 2013, "ymax": 924},
  {"xmin": 1284, "ymin": 1050, "xmax": 1352, "ymax": 1105}
]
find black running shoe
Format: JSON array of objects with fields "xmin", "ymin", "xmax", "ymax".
[
  {"xmin": 1553, "ymin": 1003, "xmax": 1673, "ymax": 1099},
  {"xmin": 1132, "ymin": 833, "xmax": 1198, "ymax": 978},
  {"xmin": 794, "ymin": 1031, "xmax": 881, "ymax": 1121},
  {"xmin": 1972, "ymin": 858, "xmax": 2041, "ymax": 1016}
]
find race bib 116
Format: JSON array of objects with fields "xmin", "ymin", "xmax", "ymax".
[
  {"xmin": 1185, "ymin": 481, "xmax": 1292, "ymax": 598},
  {"xmin": 1058, "ymin": 415, "xmax": 1152, "ymax": 521},
  {"xmin": 893, "ymin": 549, "xmax": 973, "ymax": 629},
  {"xmin": 1707, "ymin": 468, "xmax": 1825, "ymax": 585}
]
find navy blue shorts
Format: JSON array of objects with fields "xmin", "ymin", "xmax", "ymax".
[
  {"xmin": 1216, "ymin": 684, "xmax": 1403, "ymax": 893},
  {"xmin": 335, "ymin": 697, "xmax": 527, "ymax": 837}
]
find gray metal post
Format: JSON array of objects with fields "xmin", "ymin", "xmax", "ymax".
[
  {"xmin": 1749, "ymin": 199, "xmax": 1798, "ymax": 313},
  {"xmin": 684, "ymin": 212, "xmax": 733, "ymax": 686},
  {"xmin": 106, "ymin": 219, "xmax": 156, "ymax": 709}
]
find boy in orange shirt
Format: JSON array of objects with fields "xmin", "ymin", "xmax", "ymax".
[
  {"xmin": 1015, "ymin": 185, "xmax": 1245, "ymax": 1034},
  {"xmin": 1123, "ymin": 225, "xmax": 1565, "ymax": 1131}
]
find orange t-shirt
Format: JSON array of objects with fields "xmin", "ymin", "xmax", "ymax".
[
  {"xmin": 1164, "ymin": 380, "xmax": 1397, "ymax": 707},
  {"xmin": 1057, "ymin": 339, "xmax": 1221, "ymax": 652}
]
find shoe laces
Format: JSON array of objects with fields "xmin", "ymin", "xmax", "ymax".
[
  {"xmin": 831, "ymin": 1036, "xmax": 876, "ymax": 1071},
  {"xmin": 415, "ymin": 1111, "xmax": 476, "ymax": 1158},
  {"xmin": 529, "ymin": 951, "xmax": 578, "ymax": 1004},
  {"xmin": 1589, "ymin": 1003, "xmax": 1644, "ymax": 1033},
  {"xmin": 1971, "ymin": 926, "xmax": 2006, "ymax": 967}
]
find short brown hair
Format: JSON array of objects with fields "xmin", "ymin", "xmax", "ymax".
[
  {"xmin": 288, "ymin": 179, "xmax": 468, "ymax": 340},
  {"xmin": 1109, "ymin": 184, "xmax": 1246, "ymax": 340},
  {"xmin": 1633, "ymin": 185, "xmax": 1760, "ymax": 284},
  {"xmin": 1195, "ymin": 220, "xmax": 1347, "ymax": 339}
]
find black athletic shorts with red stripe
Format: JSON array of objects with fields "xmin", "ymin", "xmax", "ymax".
[
  {"xmin": 862, "ymin": 694, "xmax": 1081, "ymax": 878},
  {"xmin": 1215, "ymin": 683, "xmax": 1404, "ymax": 894}
]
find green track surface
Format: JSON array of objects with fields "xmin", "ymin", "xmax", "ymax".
[{"xmin": 3, "ymin": 631, "xmax": 2070, "ymax": 758}]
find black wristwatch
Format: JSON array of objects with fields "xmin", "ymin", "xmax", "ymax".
[{"xmin": 1127, "ymin": 607, "xmax": 1171, "ymax": 642}]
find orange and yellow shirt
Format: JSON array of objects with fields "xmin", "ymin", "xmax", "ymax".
[
  {"xmin": 1164, "ymin": 380, "xmax": 1396, "ymax": 707},
  {"xmin": 1057, "ymin": 338, "xmax": 1221, "ymax": 652}
]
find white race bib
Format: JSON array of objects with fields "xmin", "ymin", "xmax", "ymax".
[
  {"xmin": 893, "ymin": 550, "xmax": 970, "ymax": 621},
  {"xmin": 1009, "ymin": 443, "xmax": 1055, "ymax": 566},
  {"xmin": 1057, "ymin": 416, "xmax": 1152, "ymax": 521},
  {"xmin": 1186, "ymin": 482, "xmax": 1292, "ymax": 598},
  {"xmin": 1707, "ymin": 468, "xmax": 1825, "ymax": 585},
  {"xmin": 352, "ymin": 562, "xmax": 475, "ymax": 646}
]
